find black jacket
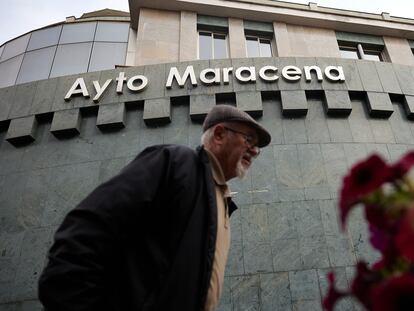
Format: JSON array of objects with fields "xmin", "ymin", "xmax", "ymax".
[{"xmin": 38, "ymin": 145, "xmax": 237, "ymax": 311}]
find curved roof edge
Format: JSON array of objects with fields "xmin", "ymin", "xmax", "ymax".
[{"xmin": 1, "ymin": 8, "xmax": 130, "ymax": 47}]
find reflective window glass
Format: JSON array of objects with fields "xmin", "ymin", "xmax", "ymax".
[
  {"xmin": 27, "ymin": 26, "xmax": 62, "ymax": 51},
  {"xmin": 16, "ymin": 46, "xmax": 56, "ymax": 84},
  {"xmin": 50, "ymin": 42, "xmax": 92, "ymax": 77},
  {"xmin": 88, "ymin": 42, "xmax": 127, "ymax": 72},
  {"xmin": 59, "ymin": 22, "xmax": 96, "ymax": 44},
  {"xmin": 199, "ymin": 32, "xmax": 212, "ymax": 60},
  {"xmin": 259, "ymin": 39, "xmax": 272, "ymax": 57},
  {"xmin": 213, "ymin": 34, "xmax": 227, "ymax": 59},
  {"xmin": 364, "ymin": 51, "xmax": 382, "ymax": 61},
  {"xmin": 0, "ymin": 55, "xmax": 24, "ymax": 88},
  {"xmin": 95, "ymin": 22, "xmax": 129, "ymax": 42},
  {"xmin": 246, "ymin": 37, "xmax": 259, "ymax": 57},
  {"xmin": 1, "ymin": 34, "xmax": 30, "ymax": 61},
  {"xmin": 0, "ymin": 45, "xmax": 4, "ymax": 59},
  {"xmin": 339, "ymin": 48, "xmax": 359, "ymax": 59}
]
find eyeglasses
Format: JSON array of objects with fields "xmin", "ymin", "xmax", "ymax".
[{"xmin": 223, "ymin": 126, "xmax": 260, "ymax": 157}]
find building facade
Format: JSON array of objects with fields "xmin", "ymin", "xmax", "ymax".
[{"xmin": 1, "ymin": 0, "xmax": 414, "ymax": 309}]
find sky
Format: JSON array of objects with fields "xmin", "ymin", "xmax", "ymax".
[{"xmin": 1, "ymin": 0, "xmax": 414, "ymax": 46}]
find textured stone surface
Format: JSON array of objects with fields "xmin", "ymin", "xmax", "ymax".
[
  {"xmin": 357, "ymin": 61, "xmax": 383, "ymax": 92},
  {"xmin": 8, "ymin": 83, "xmax": 37, "ymax": 119},
  {"xmin": 305, "ymin": 97, "xmax": 331, "ymax": 143},
  {"xmin": 143, "ymin": 97, "xmax": 171, "ymax": 125},
  {"xmin": 347, "ymin": 99, "xmax": 375, "ymax": 143},
  {"xmin": 394, "ymin": 64, "xmax": 414, "ymax": 96},
  {"xmin": 340, "ymin": 59, "xmax": 364, "ymax": 91},
  {"xmin": 5, "ymin": 116, "xmax": 37, "ymax": 145},
  {"xmin": 365, "ymin": 92, "xmax": 394, "ymax": 117},
  {"xmin": 235, "ymin": 91, "xmax": 263, "ymax": 117},
  {"xmin": 403, "ymin": 95, "xmax": 414, "ymax": 120},
  {"xmin": 0, "ymin": 87, "xmax": 16, "ymax": 122},
  {"xmin": 96, "ymin": 103, "xmax": 126, "ymax": 129},
  {"xmin": 375, "ymin": 62, "xmax": 402, "ymax": 94},
  {"xmin": 280, "ymin": 90, "xmax": 308, "ymax": 117},
  {"xmin": 2, "ymin": 58, "xmax": 414, "ymax": 310},
  {"xmin": 30, "ymin": 78, "xmax": 59, "ymax": 115},
  {"xmin": 50, "ymin": 108, "xmax": 81, "ymax": 136},
  {"xmin": 189, "ymin": 94, "xmax": 215, "ymax": 121},
  {"xmin": 324, "ymin": 90, "xmax": 352, "ymax": 116}
]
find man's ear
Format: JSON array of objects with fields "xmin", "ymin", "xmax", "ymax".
[{"xmin": 212, "ymin": 124, "xmax": 226, "ymax": 144}]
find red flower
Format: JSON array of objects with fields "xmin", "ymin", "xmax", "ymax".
[
  {"xmin": 390, "ymin": 151, "xmax": 414, "ymax": 181},
  {"xmin": 322, "ymin": 272, "xmax": 347, "ymax": 311},
  {"xmin": 395, "ymin": 207, "xmax": 414, "ymax": 262},
  {"xmin": 369, "ymin": 223, "xmax": 392, "ymax": 253},
  {"xmin": 340, "ymin": 155, "xmax": 390, "ymax": 227},
  {"xmin": 365, "ymin": 204, "xmax": 389, "ymax": 229},
  {"xmin": 370, "ymin": 275, "xmax": 414, "ymax": 311},
  {"xmin": 351, "ymin": 261, "xmax": 381, "ymax": 309}
]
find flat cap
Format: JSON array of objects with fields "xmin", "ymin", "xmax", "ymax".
[{"xmin": 203, "ymin": 105, "xmax": 271, "ymax": 147}]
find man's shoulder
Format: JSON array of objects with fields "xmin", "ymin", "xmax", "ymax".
[
  {"xmin": 142, "ymin": 144, "xmax": 197, "ymax": 156},
  {"xmin": 138, "ymin": 144, "xmax": 206, "ymax": 163}
]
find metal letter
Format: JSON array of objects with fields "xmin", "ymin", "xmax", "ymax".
[
  {"xmin": 259, "ymin": 66, "xmax": 279, "ymax": 81},
  {"xmin": 92, "ymin": 79, "xmax": 112, "ymax": 103},
  {"xmin": 166, "ymin": 66, "xmax": 197, "ymax": 88},
  {"xmin": 222, "ymin": 67, "xmax": 233, "ymax": 85},
  {"xmin": 200, "ymin": 68, "xmax": 220, "ymax": 85},
  {"xmin": 235, "ymin": 66, "xmax": 256, "ymax": 83},
  {"xmin": 127, "ymin": 75, "xmax": 148, "ymax": 92},
  {"xmin": 325, "ymin": 66, "xmax": 345, "ymax": 82},
  {"xmin": 281, "ymin": 66, "xmax": 302, "ymax": 81},
  {"xmin": 116, "ymin": 72, "xmax": 127, "ymax": 94},
  {"xmin": 303, "ymin": 66, "xmax": 323, "ymax": 82},
  {"xmin": 64, "ymin": 78, "xmax": 90, "ymax": 101}
]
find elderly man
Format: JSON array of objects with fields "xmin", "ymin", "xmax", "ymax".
[{"xmin": 38, "ymin": 105, "xmax": 271, "ymax": 311}]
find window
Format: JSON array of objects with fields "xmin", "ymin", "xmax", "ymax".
[
  {"xmin": 339, "ymin": 44, "xmax": 383, "ymax": 61},
  {"xmin": 88, "ymin": 42, "xmax": 127, "ymax": 72},
  {"xmin": 339, "ymin": 46, "xmax": 359, "ymax": 60},
  {"xmin": 336, "ymin": 32, "xmax": 386, "ymax": 62},
  {"xmin": 198, "ymin": 31, "xmax": 228, "ymax": 60},
  {"xmin": 50, "ymin": 42, "xmax": 93, "ymax": 77},
  {"xmin": 339, "ymin": 44, "xmax": 384, "ymax": 62},
  {"xmin": 16, "ymin": 46, "xmax": 56, "ymax": 83},
  {"xmin": 246, "ymin": 36, "xmax": 272, "ymax": 57}
]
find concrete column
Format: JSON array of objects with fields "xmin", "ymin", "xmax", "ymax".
[
  {"xmin": 228, "ymin": 18, "xmax": 246, "ymax": 58},
  {"xmin": 383, "ymin": 36, "xmax": 414, "ymax": 66},
  {"xmin": 179, "ymin": 11, "xmax": 197, "ymax": 62},
  {"xmin": 125, "ymin": 28, "xmax": 137, "ymax": 66},
  {"xmin": 135, "ymin": 8, "xmax": 180, "ymax": 66},
  {"xmin": 273, "ymin": 22, "xmax": 291, "ymax": 57}
]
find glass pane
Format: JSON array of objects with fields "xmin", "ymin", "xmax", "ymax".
[
  {"xmin": 16, "ymin": 46, "xmax": 56, "ymax": 84},
  {"xmin": 199, "ymin": 32, "xmax": 212, "ymax": 60},
  {"xmin": 59, "ymin": 22, "xmax": 96, "ymax": 44},
  {"xmin": 259, "ymin": 39, "xmax": 272, "ymax": 57},
  {"xmin": 1, "ymin": 34, "xmax": 30, "ymax": 61},
  {"xmin": 364, "ymin": 51, "xmax": 381, "ymax": 61},
  {"xmin": 339, "ymin": 48, "xmax": 359, "ymax": 59},
  {"xmin": 27, "ymin": 26, "xmax": 62, "ymax": 51},
  {"xmin": 246, "ymin": 37, "xmax": 259, "ymax": 57},
  {"xmin": 213, "ymin": 34, "xmax": 227, "ymax": 59},
  {"xmin": 95, "ymin": 22, "xmax": 129, "ymax": 42},
  {"xmin": 0, "ymin": 45, "xmax": 4, "ymax": 59},
  {"xmin": 0, "ymin": 55, "xmax": 24, "ymax": 88},
  {"xmin": 88, "ymin": 42, "xmax": 127, "ymax": 72},
  {"xmin": 50, "ymin": 42, "xmax": 92, "ymax": 78}
]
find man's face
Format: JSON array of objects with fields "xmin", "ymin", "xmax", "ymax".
[{"xmin": 219, "ymin": 123, "xmax": 259, "ymax": 180}]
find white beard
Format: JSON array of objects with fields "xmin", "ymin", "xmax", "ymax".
[{"xmin": 236, "ymin": 159, "xmax": 249, "ymax": 179}]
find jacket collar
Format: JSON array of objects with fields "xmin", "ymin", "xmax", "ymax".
[{"xmin": 197, "ymin": 145, "xmax": 238, "ymax": 216}]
